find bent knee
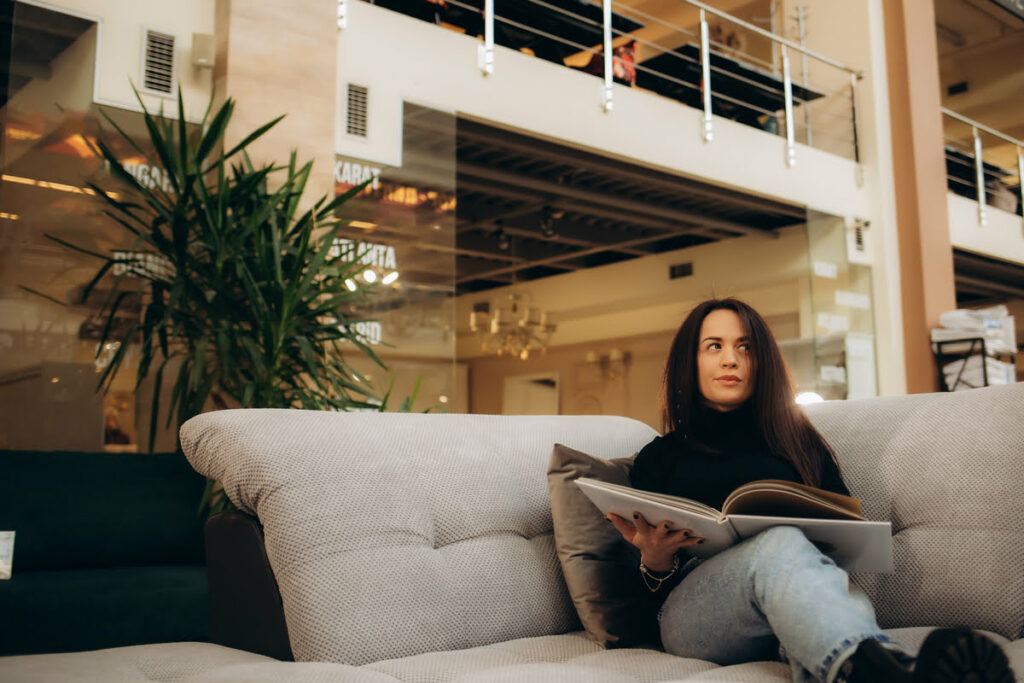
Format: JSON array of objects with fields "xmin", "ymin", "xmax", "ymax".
[
  {"xmin": 756, "ymin": 525, "xmax": 807, "ymax": 547},
  {"xmin": 754, "ymin": 525, "xmax": 828, "ymax": 561}
]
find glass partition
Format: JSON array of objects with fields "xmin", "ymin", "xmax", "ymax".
[
  {"xmin": 0, "ymin": 6, "xmax": 154, "ymax": 451},
  {"xmin": 334, "ymin": 103, "xmax": 460, "ymax": 413},
  {"xmin": 804, "ymin": 209, "xmax": 876, "ymax": 400},
  {"xmin": 0, "ymin": 3, "xmax": 462, "ymax": 454}
]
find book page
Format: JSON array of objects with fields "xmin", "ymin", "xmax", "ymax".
[
  {"xmin": 721, "ymin": 479, "xmax": 864, "ymax": 520},
  {"xmin": 584, "ymin": 479, "xmax": 724, "ymax": 518},
  {"xmin": 575, "ymin": 478, "xmax": 738, "ymax": 559}
]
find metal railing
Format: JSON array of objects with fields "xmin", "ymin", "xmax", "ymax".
[
  {"xmin": 941, "ymin": 107, "xmax": 1024, "ymax": 226},
  {"xmin": 350, "ymin": 0, "xmax": 866, "ymax": 167}
]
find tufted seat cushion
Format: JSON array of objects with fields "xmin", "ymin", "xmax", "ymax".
[{"xmin": 2, "ymin": 628, "xmax": 1017, "ymax": 682}]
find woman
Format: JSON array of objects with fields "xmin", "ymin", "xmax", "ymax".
[{"xmin": 607, "ymin": 298, "xmax": 1013, "ymax": 683}]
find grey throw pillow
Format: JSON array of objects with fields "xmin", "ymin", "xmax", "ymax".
[{"xmin": 547, "ymin": 443, "xmax": 659, "ymax": 648}]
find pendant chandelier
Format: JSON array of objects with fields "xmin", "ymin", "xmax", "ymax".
[{"xmin": 469, "ymin": 293, "xmax": 556, "ymax": 360}]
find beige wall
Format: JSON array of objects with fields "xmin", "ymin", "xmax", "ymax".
[
  {"xmin": 468, "ymin": 311, "xmax": 803, "ymax": 430},
  {"xmin": 459, "ymin": 228, "xmax": 821, "ymax": 424},
  {"xmin": 456, "ymin": 226, "xmax": 812, "ymax": 358},
  {"xmin": 948, "ymin": 194, "xmax": 1024, "ymax": 265},
  {"xmin": 214, "ymin": 0, "xmax": 337, "ymax": 202},
  {"xmin": 882, "ymin": 0, "xmax": 957, "ymax": 393},
  {"xmin": 41, "ymin": 0, "xmax": 215, "ymax": 121},
  {"xmin": 468, "ymin": 330, "xmax": 673, "ymax": 430}
]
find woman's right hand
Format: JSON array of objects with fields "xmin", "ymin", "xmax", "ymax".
[{"xmin": 606, "ymin": 512, "xmax": 704, "ymax": 572}]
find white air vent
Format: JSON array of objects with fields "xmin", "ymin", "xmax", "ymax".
[
  {"xmin": 846, "ymin": 218, "xmax": 871, "ymax": 266},
  {"xmin": 346, "ymin": 84, "xmax": 368, "ymax": 137},
  {"xmin": 142, "ymin": 29, "xmax": 175, "ymax": 95},
  {"xmin": 854, "ymin": 225, "xmax": 866, "ymax": 253}
]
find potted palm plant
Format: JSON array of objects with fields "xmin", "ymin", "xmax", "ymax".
[{"xmin": 31, "ymin": 90, "xmax": 385, "ymax": 507}]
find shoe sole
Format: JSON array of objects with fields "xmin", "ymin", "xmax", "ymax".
[{"xmin": 915, "ymin": 627, "xmax": 1015, "ymax": 683}]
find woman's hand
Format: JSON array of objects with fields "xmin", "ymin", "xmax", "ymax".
[{"xmin": 606, "ymin": 512, "xmax": 704, "ymax": 572}]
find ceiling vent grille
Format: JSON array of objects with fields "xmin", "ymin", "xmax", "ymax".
[
  {"xmin": 669, "ymin": 262, "xmax": 694, "ymax": 279},
  {"xmin": 346, "ymin": 84, "xmax": 369, "ymax": 137},
  {"xmin": 143, "ymin": 29, "xmax": 175, "ymax": 95}
]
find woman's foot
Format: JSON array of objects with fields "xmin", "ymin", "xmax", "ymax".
[
  {"xmin": 837, "ymin": 637, "xmax": 913, "ymax": 682},
  {"xmin": 913, "ymin": 627, "xmax": 1014, "ymax": 683},
  {"xmin": 837, "ymin": 628, "xmax": 1015, "ymax": 683}
]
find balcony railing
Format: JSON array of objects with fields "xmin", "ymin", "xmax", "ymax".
[
  {"xmin": 352, "ymin": 0, "xmax": 864, "ymax": 166},
  {"xmin": 942, "ymin": 107, "xmax": 1024, "ymax": 225}
]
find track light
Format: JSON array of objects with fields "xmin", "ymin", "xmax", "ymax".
[{"xmin": 540, "ymin": 206, "xmax": 558, "ymax": 238}]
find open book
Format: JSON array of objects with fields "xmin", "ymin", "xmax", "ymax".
[{"xmin": 575, "ymin": 478, "xmax": 893, "ymax": 573}]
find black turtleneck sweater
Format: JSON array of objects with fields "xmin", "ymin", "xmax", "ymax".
[{"xmin": 631, "ymin": 402, "xmax": 849, "ymax": 508}]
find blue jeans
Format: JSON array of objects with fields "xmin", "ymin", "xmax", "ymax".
[{"xmin": 658, "ymin": 526, "xmax": 894, "ymax": 683}]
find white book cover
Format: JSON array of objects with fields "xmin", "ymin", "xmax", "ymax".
[{"xmin": 575, "ymin": 478, "xmax": 893, "ymax": 573}]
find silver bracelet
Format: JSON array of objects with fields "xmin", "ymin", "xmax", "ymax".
[{"xmin": 639, "ymin": 555, "xmax": 681, "ymax": 592}]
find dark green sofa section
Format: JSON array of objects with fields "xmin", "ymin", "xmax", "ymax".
[{"xmin": 0, "ymin": 450, "xmax": 210, "ymax": 655}]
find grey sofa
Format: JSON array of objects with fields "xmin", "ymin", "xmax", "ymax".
[{"xmin": 2, "ymin": 384, "xmax": 1022, "ymax": 682}]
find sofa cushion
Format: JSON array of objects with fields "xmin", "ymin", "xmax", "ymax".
[
  {"xmin": 0, "ymin": 642, "xmax": 274, "ymax": 682},
  {"xmin": 0, "ymin": 451, "xmax": 206, "ymax": 571},
  {"xmin": 0, "ymin": 565, "xmax": 209, "ymax": 655},
  {"xmin": 0, "ymin": 630, "xmax": 1018, "ymax": 682},
  {"xmin": 804, "ymin": 383, "xmax": 1024, "ymax": 640},
  {"xmin": 364, "ymin": 632, "xmax": 723, "ymax": 682},
  {"xmin": 547, "ymin": 443, "xmax": 659, "ymax": 648},
  {"xmin": 180, "ymin": 411, "xmax": 658, "ymax": 665}
]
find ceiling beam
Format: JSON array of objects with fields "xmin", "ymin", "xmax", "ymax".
[
  {"xmin": 456, "ymin": 202, "xmax": 547, "ymax": 233},
  {"xmin": 413, "ymin": 240, "xmax": 523, "ymax": 264},
  {"xmin": 955, "ymin": 274, "xmax": 1024, "ymax": 299},
  {"xmin": 457, "ymin": 178, "xmax": 725, "ymax": 239},
  {"xmin": 457, "ymin": 121, "xmax": 805, "ymax": 218},
  {"xmin": 13, "ymin": 12, "xmax": 93, "ymax": 40},
  {"xmin": 457, "ymin": 230, "xmax": 710, "ymax": 284},
  {"xmin": 458, "ymin": 163, "xmax": 775, "ymax": 237},
  {"xmin": 479, "ymin": 221, "xmax": 654, "ymax": 256}
]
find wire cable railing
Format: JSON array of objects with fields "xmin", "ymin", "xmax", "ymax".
[
  {"xmin": 354, "ymin": 0, "xmax": 864, "ymax": 165},
  {"xmin": 941, "ymin": 107, "xmax": 1024, "ymax": 225}
]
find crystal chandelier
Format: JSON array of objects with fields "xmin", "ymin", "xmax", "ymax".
[{"xmin": 469, "ymin": 293, "xmax": 556, "ymax": 360}]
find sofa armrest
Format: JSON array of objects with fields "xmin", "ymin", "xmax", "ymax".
[{"xmin": 205, "ymin": 510, "xmax": 293, "ymax": 661}]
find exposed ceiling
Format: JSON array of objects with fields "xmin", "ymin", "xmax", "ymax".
[
  {"xmin": 1, "ymin": 3, "xmax": 93, "ymax": 107},
  {"xmin": 451, "ymin": 118, "xmax": 806, "ymax": 294},
  {"xmin": 935, "ymin": 0, "xmax": 1024, "ymax": 168},
  {"xmin": 954, "ymin": 248, "xmax": 1024, "ymax": 304}
]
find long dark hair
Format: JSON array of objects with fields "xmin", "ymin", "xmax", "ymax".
[{"xmin": 662, "ymin": 297, "xmax": 836, "ymax": 487}]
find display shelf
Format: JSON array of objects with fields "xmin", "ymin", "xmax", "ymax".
[{"xmin": 933, "ymin": 337, "xmax": 1017, "ymax": 391}]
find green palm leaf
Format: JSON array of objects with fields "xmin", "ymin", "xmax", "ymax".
[{"xmin": 25, "ymin": 88, "xmax": 411, "ymax": 513}]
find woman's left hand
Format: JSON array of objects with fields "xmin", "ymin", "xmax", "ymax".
[{"xmin": 606, "ymin": 511, "xmax": 704, "ymax": 572}]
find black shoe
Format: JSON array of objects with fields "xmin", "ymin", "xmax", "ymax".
[
  {"xmin": 913, "ymin": 627, "xmax": 1015, "ymax": 683},
  {"xmin": 838, "ymin": 638, "xmax": 915, "ymax": 683}
]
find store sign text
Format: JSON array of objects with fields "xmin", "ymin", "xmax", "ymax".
[
  {"xmin": 111, "ymin": 250, "xmax": 174, "ymax": 279},
  {"xmin": 331, "ymin": 238, "xmax": 397, "ymax": 269},
  {"xmin": 335, "ymin": 160, "xmax": 382, "ymax": 190},
  {"xmin": 344, "ymin": 321, "xmax": 382, "ymax": 345},
  {"xmin": 122, "ymin": 161, "xmax": 172, "ymax": 193}
]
